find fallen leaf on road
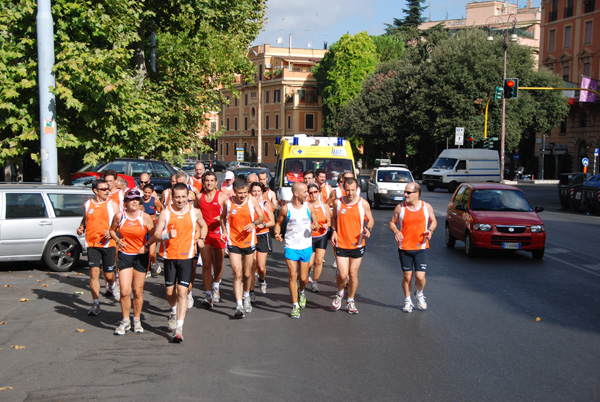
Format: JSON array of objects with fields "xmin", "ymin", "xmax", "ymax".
[
  {"xmin": 19, "ymin": 298, "xmax": 29, "ymax": 302},
  {"xmin": 76, "ymin": 329, "xmax": 86, "ymax": 333},
  {"xmin": 0, "ymin": 321, "xmax": 6, "ymax": 325},
  {"xmin": 74, "ymin": 272, "xmax": 85, "ymax": 276},
  {"xmin": 11, "ymin": 345, "xmax": 25, "ymax": 350},
  {"xmin": 3, "ymin": 284, "xmax": 11, "ymax": 288},
  {"xmin": 73, "ymin": 291, "xmax": 84, "ymax": 295},
  {"xmin": 536, "ymin": 317, "xmax": 541, "ymax": 322},
  {"xmin": 0, "ymin": 386, "xmax": 14, "ymax": 391},
  {"xmin": 41, "ymin": 284, "xmax": 48, "ymax": 287},
  {"xmin": 36, "ymin": 280, "xmax": 42, "ymax": 282}
]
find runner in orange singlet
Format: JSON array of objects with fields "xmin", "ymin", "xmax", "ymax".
[
  {"xmin": 77, "ymin": 179, "xmax": 121, "ymax": 316},
  {"xmin": 307, "ymin": 183, "xmax": 330, "ymax": 293},
  {"xmin": 187, "ymin": 161, "xmax": 205, "ymax": 195},
  {"xmin": 109, "ymin": 189, "xmax": 155, "ymax": 335},
  {"xmin": 315, "ymin": 168, "xmax": 333, "ymax": 203},
  {"xmin": 198, "ymin": 171, "xmax": 228, "ymax": 308},
  {"xmin": 220, "ymin": 179, "xmax": 264, "ymax": 318},
  {"xmin": 330, "ymin": 178, "xmax": 374, "ymax": 314},
  {"xmin": 388, "ymin": 182, "xmax": 436, "ymax": 313},
  {"xmin": 147, "ymin": 183, "xmax": 208, "ymax": 343},
  {"xmin": 104, "ymin": 169, "xmax": 123, "ymax": 205},
  {"xmin": 249, "ymin": 182, "xmax": 275, "ymax": 301}
]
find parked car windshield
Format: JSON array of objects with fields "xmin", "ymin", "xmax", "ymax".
[
  {"xmin": 431, "ymin": 157, "xmax": 457, "ymax": 170},
  {"xmin": 469, "ymin": 189, "xmax": 532, "ymax": 212},
  {"xmin": 282, "ymin": 158, "xmax": 354, "ymax": 187},
  {"xmin": 377, "ymin": 170, "xmax": 413, "ymax": 183}
]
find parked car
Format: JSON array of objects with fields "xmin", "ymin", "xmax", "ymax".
[
  {"xmin": 583, "ymin": 174, "xmax": 600, "ymax": 213},
  {"xmin": 366, "ymin": 163, "xmax": 414, "ymax": 209},
  {"xmin": 205, "ymin": 160, "xmax": 227, "ymax": 172},
  {"xmin": 0, "ymin": 184, "xmax": 93, "ymax": 271},
  {"xmin": 557, "ymin": 172, "xmax": 591, "ymax": 212},
  {"xmin": 228, "ymin": 161, "xmax": 251, "ymax": 170},
  {"xmin": 71, "ymin": 158, "xmax": 177, "ymax": 194},
  {"xmin": 71, "ymin": 172, "xmax": 136, "ymax": 189},
  {"xmin": 180, "ymin": 162, "xmax": 197, "ymax": 176},
  {"xmin": 233, "ymin": 167, "xmax": 272, "ymax": 183},
  {"xmin": 445, "ymin": 183, "xmax": 546, "ymax": 259}
]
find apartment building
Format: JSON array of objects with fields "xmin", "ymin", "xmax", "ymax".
[
  {"xmin": 539, "ymin": 0, "xmax": 600, "ymax": 175},
  {"xmin": 216, "ymin": 44, "xmax": 327, "ymax": 167}
]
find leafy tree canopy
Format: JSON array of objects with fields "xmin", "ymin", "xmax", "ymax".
[
  {"xmin": 371, "ymin": 35, "xmax": 405, "ymax": 62},
  {"xmin": 312, "ymin": 32, "xmax": 378, "ymax": 136},
  {"xmin": 0, "ymin": 0, "xmax": 266, "ymax": 171},
  {"xmin": 341, "ymin": 29, "xmax": 569, "ymax": 166}
]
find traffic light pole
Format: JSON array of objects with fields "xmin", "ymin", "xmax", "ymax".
[{"xmin": 500, "ymin": 30, "xmax": 508, "ymax": 181}]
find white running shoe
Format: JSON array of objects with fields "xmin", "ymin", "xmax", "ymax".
[
  {"xmin": 311, "ymin": 282, "xmax": 320, "ymax": 293},
  {"xmin": 88, "ymin": 303, "xmax": 101, "ymax": 316},
  {"xmin": 213, "ymin": 287, "xmax": 221, "ymax": 303},
  {"xmin": 168, "ymin": 313, "xmax": 177, "ymax": 330},
  {"xmin": 243, "ymin": 296, "xmax": 252, "ymax": 313},
  {"xmin": 114, "ymin": 320, "xmax": 131, "ymax": 335},
  {"xmin": 259, "ymin": 280, "xmax": 267, "ymax": 294},
  {"xmin": 132, "ymin": 319, "xmax": 144, "ymax": 333},
  {"xmin": 332, "ymin": 293, "xmax": 342, "ymax": 311},
  {"xmin": 234, "ymin": 305, "xmax": 245, "ymax": 318},
  {"xmin": 346, "ymin": 300, "xmax": 358, "ymax": 314},
  {"xmin": 402, "ymin": 299, "xmax": 414, "ymax": 313},
  {"xmin": 112, "ymin": 283, "xmax": 120, "ymax": 299},
  {"xmin": 187, "ymin": 293, "xmax": 194, "ymax": 310},
  {"xmin": 414, "ymin": 290, "xmax": 427, "ymax": 310}
]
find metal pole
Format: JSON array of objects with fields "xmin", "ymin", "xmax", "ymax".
[
  {"xmin": 37, "ymin": 0, "xmax": 58, "ymax": 184},
  {"xmin": 500, "ymin": 29, "xmax": 508, "ymax": 182},
  {"xmin": 257, "ymin": 79, "xmax": 262, "ymax": 163},
  {"xmin": 541, "ymin": 134, "xmax": 545, "ymax": 180}
]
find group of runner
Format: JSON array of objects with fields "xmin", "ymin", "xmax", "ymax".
[{"xmin": 77, "ymin": 162, "xmax": 436, "ymax": 342}]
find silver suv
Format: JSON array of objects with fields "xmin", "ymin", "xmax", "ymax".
[{"xmin": 0, "ymin": 184, "xmax": 92, "ymax": 271}]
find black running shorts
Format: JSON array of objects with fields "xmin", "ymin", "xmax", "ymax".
[
  {"xmin": 88, "ymin": 247, "xmax": 117, "ymax": 272},
  {"xmin": 164, "ymin": 258, "xmax": 194, "ymax": 287},
  {"xmin": 117, "ymin": 251, "xmax": 150, "ymax": 273},
  {"xmin": 398, "ymin": 249, "xmax": 427, "ymax": 272}
]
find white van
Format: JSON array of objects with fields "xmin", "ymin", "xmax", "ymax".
[{"xmin": 422, "ymin": 149, "xmax": 500, "ymax": 193}]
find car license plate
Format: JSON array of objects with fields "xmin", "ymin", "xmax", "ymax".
[
  {"xmin": 502, "ymin": 242, "xmax": 521, "ymax": 249},
  {"xmin": 394, "ymin": 197, "xmax": 404, "ymax": 201},
  {"xmin": 575, "ymin": 193, "xmax": 581, "ymax": 200}
]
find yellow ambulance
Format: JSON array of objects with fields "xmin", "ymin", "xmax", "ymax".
[{"xmin": 273, "ymin": 134, "xmax": 357, "ymax": 204}]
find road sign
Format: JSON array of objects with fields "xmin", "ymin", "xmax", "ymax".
[
  {"xmin": 582, "ymin": 157, "xmax": 589, "ymax": 167},
  {"xmin": 514, "ymin": 154, "xmax": 520, "ymax": 160},
  {"xmin": 455, "ymin": 127, "xmax": 464, "ymax": 146},
  {"xmin": 595, "ymin": 148, "xmax": 599, "ymax": 156}
]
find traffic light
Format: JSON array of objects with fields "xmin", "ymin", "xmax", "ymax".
[
  {"xmin": 503, "ymin": 78, "xmax": 519, "ymax": 99},
  {"xmin": 484, "ymin": 138, "xmax": 490, "ymax": 149},
  {"xmin": 494, "ymin": 86, "xmax": 503, "ymax": 100}
]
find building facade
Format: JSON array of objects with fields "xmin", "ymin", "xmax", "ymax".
[
  {"xmin": 539, "ymin": 0, "xmax": 600, "ymax": 175},
  {"xmin": 216, "ymin": 44, "xmax": 327, "ymax": 167}
]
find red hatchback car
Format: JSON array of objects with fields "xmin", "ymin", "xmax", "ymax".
[{"xmin": 445, "ymin": 183, "xmax": 546, "ymax": 259}]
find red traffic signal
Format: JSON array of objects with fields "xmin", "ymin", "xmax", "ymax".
[
  {"xmin": 468, "ymin": 136, "xmax": 474, "ymax": 142},
  {"xmin": 506, "ymin": 80, "xmax": 515, "ymax": 88},
  {"xmin": 503, "ymin": 78, "xmax": 519, "ymax": 99}
]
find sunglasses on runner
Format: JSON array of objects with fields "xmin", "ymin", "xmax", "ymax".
[
  {"xmin": 97, "ymin": 187, "xmax": 109, "ymax": 191},
  {"xmin": 404, "ymin": 190, "xmax": 417, "ymax": 194}
]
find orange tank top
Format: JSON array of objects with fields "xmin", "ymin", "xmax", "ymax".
[
  {"xmin": 398, "ymin": 201, "xmax": 430, "ymax": 250},
  {"xmin": 257, "ymin": 199, "xmax": 270, "ymax": 235},
  {"xmin": 189, "ymin": 176, "xmax": 203, "ymax": 194},
  {"xmin": 320, "ymin": 183, "xmax": 333, "ymax": 202},
  {"xmin": 335, "ymin": 197, "xmax": 366, "ymax": 249},
  {"xmin": 225, "ymin": 196, "xmax": 256, "ymax": 248},
  {"xmin": 84, "ymin": 199, "xmax": 117, "ymax": 248},
  {"xmin": 312, "ymin": 201, "xmax": 328, "ymax": 237},
  {"xmin": 160, "ymin": 205, "xmax": 197, "ymax": 260},
  {"xmin": 107, "ymin": 189, "xmax": 122, "ymax": 204},
  {"xmin": 118, "ymin": 211, "xmax": 147, "ymax": 255}
]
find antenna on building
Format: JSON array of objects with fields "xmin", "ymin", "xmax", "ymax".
[{"xmin": 323, "ymin": 41, "xmax": 328, "ymax": 50}]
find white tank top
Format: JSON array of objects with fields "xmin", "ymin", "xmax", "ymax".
[{"xmin": 284, "ymin": 202, "xmax": 312, "ymax": 250}]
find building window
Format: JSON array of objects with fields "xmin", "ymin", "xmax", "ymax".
[
  {"xmin": 275, "ymin": 114, "xmax": 279, "ymax": 129},
  {"xmin": 563, "ymin": 26, "xmax": 572, "ymax": 49},
  {"xmin": 235, "ymin": 97, "xmax": 238, "ymax": 106},
  {"xmin": 562, "ymin": 63, "xmax": 570, "ymax": 81},
  {"xmin": 549, "ymin": 0, "xmax": 558, "ymax": 21},
  {"xmin": 251, "ymin": 91, "xmax": 256, "ymax": 98},
  {"xmin": 287, "ymin": 115, "xmax": 291, "ymax": 130},
  {"xmin": 564, "ymin": 0, "xmax": 573, "ymax": 18},
  {"xmin": 226, "ymin": 118, "xmax": 230, "ymax": 131},
  {"xmin": 560, "ymin": 120, "xmax": 567, "ymax": 134},
  {"xmin": 584, "ymin": 0, "xmax": 595, "ymax": 13},
  {"xmin": 234, "ymin": 117, "xmax": 238, "ymax": 131},
  {"xmin": 244, "ymin": 143, "xmax": 247, "ymax": 152},
  {"xmin": 234, "ymin": 142, "xmax": 237, "ymax": 155},
  {"xmin": 265, "ymin": 90, "xmax": 270, "ymax": 104},
  {"xmin": 583, "ymin": 61, "xmax": 591, "ymax": 77},
  {"xmin": 227, "ymin": 95, "xmax": 230, "ymax": 106},
  {"xmin": 245, "ymin": 94, "xmax": 248, "ymax": 105},
  {"xmin": 251, "ymin": 129, "xmax": 255, "ymax": 137},
  {"xmin": 265, "ymin": 115, "xmax": 270, "ymax": 130},
  {"xmin": 581, "ymin": 112, "xmax": 587, "ymax": 128},
  {"xmin": 265, "ymin": 142, "xmax": 269, "ymax": 157},
  {"xmin": 251, "ymin": 107, "xmax": 256, "ymax": 117},
  {"xmin": 548, "ymin": 29, "xmax": 556, "ymax": 52},
  {"xmin": 244, "ymin": 117, "xmax": 248, "ymax": 130},
  {"xmin": 584, "ymin": 21, "xmax": 593, "ymax": 44},
  {"xmin": 305, "ymin": 114, "xmax": 314, "ymax": 130},
  {"xmin": 226, "ymin": 143, "xmax": 229, "ymax": 156},
  {"xmin": 274, "ymin": 89, "xmax": 281, "ymax": 103},
  {"xmin": 210, "ymin": 121, "xmax": 217, "ymax": 134}
]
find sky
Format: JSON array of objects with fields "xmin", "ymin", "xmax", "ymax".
[{"xmin": 253, "ymin": 0, "xmax": 542, "ymax": 49}]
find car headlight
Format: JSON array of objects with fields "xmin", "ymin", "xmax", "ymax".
[
  {"xmin": 378, "ymin": 188, "xmax": 388, "ymax": 194},
  {"xmin": 530, "ymin": 225, "xmax": 545, "ymax": 233},
  {"xmin": 473, "ymin": 223, "xmax": 492, "ymax": 231}
]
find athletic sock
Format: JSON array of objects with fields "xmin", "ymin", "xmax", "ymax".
[
  {"xmin": 405, "ymin": 297, "xmax": 412, "ymax": 302},
  {"xmin": 236, "ymin": 300, "xmax": 243, "ymax": 307},
  {"xmin": 93, "ymin": 298, "xmax": 100, "ymax": 305},
  {"xmin": 299, "ymin": 290, "xmax": 305, "ymax": 295},
  {"xmin": 416, "ymin": 290, "xmax": 424, "ymax": 297},
  {"xmin": 243, "ymin": 292, "xmax": 249, "ymax": 298},
  {"xmin": 171, "ymin": 306, "xmax": 177, "ymax": 314},
  {"xmin": 293, "ymin": 303, "xmax": 299, "ymax": 307},
  {"xmin": 122, "ymin": 317, "xmax": 130, "ymax": 322},
  {"xmin": 338, "ymin": 290, "xmax": 344, "ymax": 297},
  {"xmin": 133, "ymin": 317, "xmax": 140, "ymax": 322},
  {"xmin": 205, "ymin": 290, "xmax": 212, "ymax": 297},
  {"xmin": 258, "ymin": 278, "xmax": 265, "ymax": 284},
  {"xmin": 348, "ymin": 298, "xmax": 355, "ymax": 303},
  {"xmin": 176, "ymin": 320, "xmax": 184, "ymax": 328}
]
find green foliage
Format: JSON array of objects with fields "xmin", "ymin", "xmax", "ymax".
[
  {"xmin": 0, "ymin": 0, "xmax": 265, "ymax": 169},
  {"xmin": 371, "ymin": 35, "xmax": 405, "ymax": 62},
  {"xmin": 341, "ymin": 29, "xmax": 569, "ymax": 166},
  {"xmin": 385, "ymin": 0, "xmax": 428, "ymax": 35},
  {"xmin": 312, "ymin": 32, "xmax": 379, "ymax": 135}
]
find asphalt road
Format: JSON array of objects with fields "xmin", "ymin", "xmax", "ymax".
[{"xmin": 0, "ymin": 184, "xmax": 599, "ymax": 401}]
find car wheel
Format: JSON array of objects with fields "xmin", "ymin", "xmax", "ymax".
[
  {"xmin": 43, "ymin": 237, "xmax": 81, "ymax": 272},
  {"xmin": 465, "ymin": 232, "xmax": 477, "ymax": 257},
  {"xmin": 448, "ymin": 181, "xmax": 458, "ymax": 193},
  {"xmin": 445, "ymin": 224, "xmax": 456, "ymax": 248},
  {"xmin": 532, "ymin": 248, "xmax": 544, "ymax": 260},
  {"xmin": 373, "ymin": 194, "xmax": 381, "ymax": 209},
  {"xmin": 427, "ymin": 184, "xmax": 435, "ymax": 192}
]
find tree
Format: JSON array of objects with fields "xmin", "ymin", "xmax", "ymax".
[
  {"xmin": 312, "ymin": 32, "xmax": 379, "ymax": 136},
  {"xmin": 371, "ymin": 35, "xmax": 405, "ymax": 62},
  {"xmin": 384, "ymin": 0, "xmax": 428, "ymax": 37},
  {"xmin": 341, "ymin": 29, "xmax": 569, "ymax": 168},
  {"xmin": 0, "ymin": 0, "xmax": 265, "ymax": 179}
]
